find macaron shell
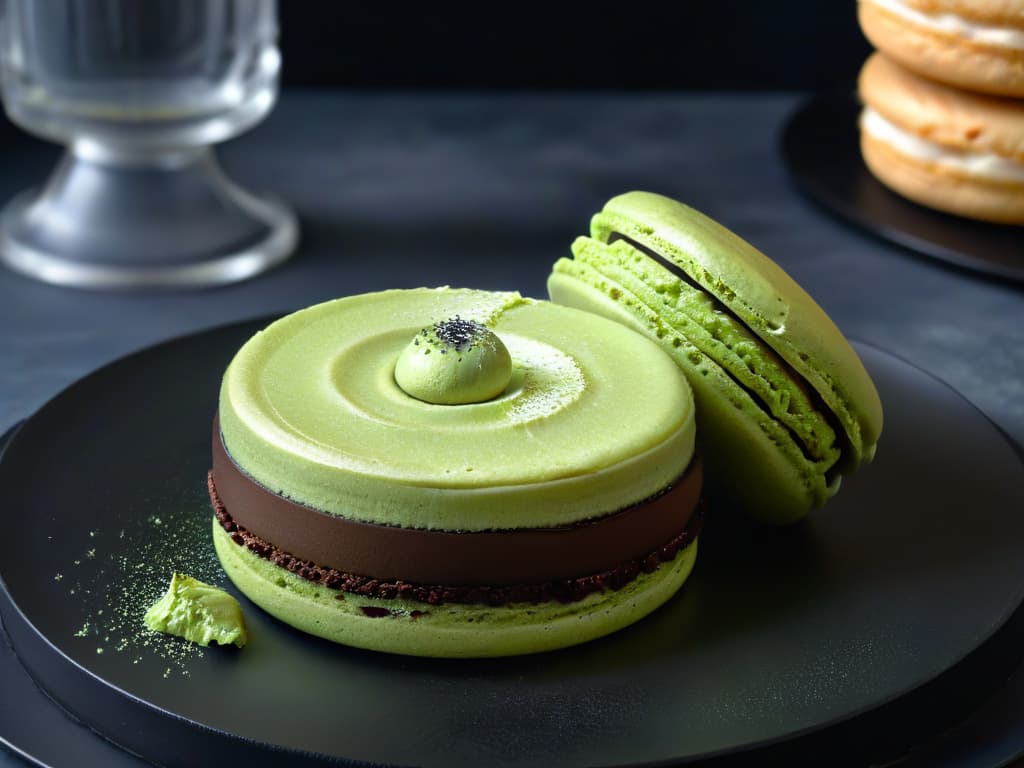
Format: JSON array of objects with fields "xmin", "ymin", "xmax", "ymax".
[
  {"xmin": 213, "ymin": 519, "xmax": 700, "ymax": 658},
  {"xmin": 859, "ymin": 51, "xmax": 1024, "ymax": 161},
  {"xmin": 858, "ymin": 52, "xmax": 1024, "ymax": 223},
  {"xmin": 549, "ymin": 265, "xmax": 833, "ymax": 524},
  {"xmin": 219, "ymin": 287, "xmax": 695, "ymax": 530},
  {"xmin": 591, "ymin": 191, "xmax": 883, "ymax": 470},
  {"xmin": 858, "ymin": 0, "xmax": 1024, "ymax": 97},
  {"xmin": 568, "ymin": 236, "xmax": 842, "ymax": 469}
]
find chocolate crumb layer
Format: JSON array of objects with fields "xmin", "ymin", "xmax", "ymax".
[{"xmin": 210, "ymin": 471, "xmax": 703, "ymax": 607}]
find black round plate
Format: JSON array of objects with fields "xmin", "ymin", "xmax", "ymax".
[
  {"xmin": 1, "ymin": 320, "xmax": 1023, "ymax": 767},
  {"xmin": 780, "ymin": 93, "xmax": 1024, "ymax": 284}
]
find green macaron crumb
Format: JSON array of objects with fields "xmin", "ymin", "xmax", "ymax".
[
  {"xmin": 394, "ymin": 316, "xmax": 513, "ymax": 405},
  {"xmin": 143, "ymin": 572, "xmax": 247, "ymax": 648}
]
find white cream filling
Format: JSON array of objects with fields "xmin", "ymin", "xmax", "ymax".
[
  {"xmin": 863, "ymin": 0, "xmax": 1024, "ymax": 50},
  {"xmin": 861, "ymin": 107, "xmax": 1024, "ymax": 182}
]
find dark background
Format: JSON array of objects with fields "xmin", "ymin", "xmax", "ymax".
[{"xmin": 276, "ymin": 3, "xmax": 871, "ymax": 90}]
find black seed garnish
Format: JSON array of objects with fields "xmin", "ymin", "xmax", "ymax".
[{"xmin": 432, "ymin": 316, "xmax": 486, "ymax": 352}]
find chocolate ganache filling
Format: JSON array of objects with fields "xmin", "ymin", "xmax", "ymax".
[{"xmin": 211, "ymin": 415, "xmax": 703, "ymax": 604}]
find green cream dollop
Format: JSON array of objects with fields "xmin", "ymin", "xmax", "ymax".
[
  {"xmin": 394, "ymin": 316, "xmax": 512, "ymax": 405},
  {"xmin": 143, "ymin": 572, "xmax": 247, "ymax": 648}
]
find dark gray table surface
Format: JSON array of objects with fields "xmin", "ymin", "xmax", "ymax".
[{"xmin": 1, "ymin": 89, "xmax": 1022, "ymax": 767}]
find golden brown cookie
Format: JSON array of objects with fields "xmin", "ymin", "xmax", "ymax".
[
  {"xmin": 858, "ymin": 0, "xmax": 1024, "ymax": 97},
  {"xmin": 858, "ymin": 52, "xmax": 1024, "ymax": 224}
]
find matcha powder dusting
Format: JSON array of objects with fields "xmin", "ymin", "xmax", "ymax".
[{"xmin": 60, "ymin": 484, "xmax": 242, "ymax": 675}]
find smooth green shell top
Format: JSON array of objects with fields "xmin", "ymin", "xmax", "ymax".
[
  {"xmin": 219, "ymin": 288, "xmax": 695, "ymax": 531},
  {"xmin": 591, "ymin": 191, "xmax": 882, "ymax": 468},
  {"xmin": 394, "ymin": 317, "xmax": 513, "ymax": 404}
]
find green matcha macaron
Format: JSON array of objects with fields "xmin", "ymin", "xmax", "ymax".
[
  {"xmin": 549, "ymin": 191, "xmax": 883, "ymax": 524},
  {"xmin": 212, "ymin": 288, "xmax": 704, "ymax": 657}
]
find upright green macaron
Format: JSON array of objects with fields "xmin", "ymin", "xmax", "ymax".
[{"xmin": 549, "ymin": 191, "xmax": 883, "ymax": 524}]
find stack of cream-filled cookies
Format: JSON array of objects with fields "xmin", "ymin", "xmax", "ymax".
[{"xmin": 857, "ymin": 0, "xmax": 1024, "ymax": 224}]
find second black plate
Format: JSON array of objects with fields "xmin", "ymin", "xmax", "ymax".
[{"xmin": 781, "ymin": 93, "xmax": 1024, "ymax": 284}]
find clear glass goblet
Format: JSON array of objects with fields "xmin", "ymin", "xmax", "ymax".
[{"xmin": 0, "ymin": 0, "xmax": 297, "ymax": 289}]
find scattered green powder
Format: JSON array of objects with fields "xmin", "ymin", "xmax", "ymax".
[{"xmin": 63, "ymin": 483, "xmax": 230, "ymax": 676}]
